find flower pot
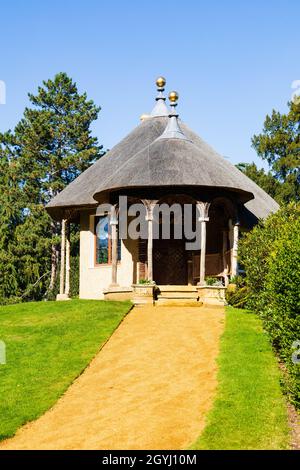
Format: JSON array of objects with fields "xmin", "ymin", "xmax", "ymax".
[
  {"xmin": 132, "ymin": 283, "xmax": 156, "ymax": 305},
  {"xmin": 196, "ymin": 285, "xmax": 227, "ymax": 306}
]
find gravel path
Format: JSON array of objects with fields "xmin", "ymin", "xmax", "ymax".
[{"xmin": 0, "ymin": 305, "xmax": 224, "ymax": 450}]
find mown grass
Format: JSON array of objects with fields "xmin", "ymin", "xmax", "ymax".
[
  {"xmin": 0, "ymin": 299, "xmax": 131, "ymax": 440},
  {"xmin": 191, "ymin": 307, "xmax": 290, "ymax": 450}
]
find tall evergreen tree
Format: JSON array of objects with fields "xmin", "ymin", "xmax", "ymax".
[
  {"xmin": 252, "ymin": 99, "xmax": 300, "ymax": 203},
  {"xmin": 0, "ymin": 73, "xmax": 103, "ymax": 301},
  {"xmin": 236, "ymin": 162, "xmax": 282, "ymax": 204},
  {"xmin": 0, "ymin": 131, "xmax": 24, "ymax": 300}
]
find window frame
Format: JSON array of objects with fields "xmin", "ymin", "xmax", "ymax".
[{"xmin": 94, "ymin": 214, "xmax": 121, "ymax": 266}]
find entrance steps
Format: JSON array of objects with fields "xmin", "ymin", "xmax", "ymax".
[{"xmin": 155, "ymin": 285, "xmax": 202, "ymax": 307}]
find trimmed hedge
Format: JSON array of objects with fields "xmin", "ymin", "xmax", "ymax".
[{"xmin": 239, "ymin": 203, "xmax": 300, "ymax": 407}]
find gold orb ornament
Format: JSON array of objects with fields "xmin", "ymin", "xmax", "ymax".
[
  {"xmin": 169, "ymin": 91, "xmax": 179, "ymax": 103},
  {"xmin": 156, "ymin": 76, "xmax": 166, "ymax": 88}
]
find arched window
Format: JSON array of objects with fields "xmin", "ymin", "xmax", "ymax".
[{"xmin": 94, "ymin": 215, "xmax": 121, "ymax": 265}]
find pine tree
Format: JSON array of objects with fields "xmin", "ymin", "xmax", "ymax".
[
  {"xmin": 0, "ymin": 73, "xmax": 103, "ymax": 301},
  {"xmin": 0, "ymin": 132, "xmax": 23, "ymax": 300}
]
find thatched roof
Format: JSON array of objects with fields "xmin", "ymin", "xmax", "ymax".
[{"xmin": 46, "ymin": 115, "xmax": 279, "ymax": 222}]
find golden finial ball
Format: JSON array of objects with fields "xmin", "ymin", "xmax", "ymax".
[
  {"xmin": 169, "ymin": 91, "xmax": 179, "ymax": 103},
  {"xmin": 156, "ymin": 76, "xmax": 166, "ymax": 88}
]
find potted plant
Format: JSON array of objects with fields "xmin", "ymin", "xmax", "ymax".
[
  {"xmin": 196, "ymin": 277, "xmax": 227, "ymax": 305},
  {"xmin": 132, "ymin": 279, "xmax": 156, "ymax": 305}
]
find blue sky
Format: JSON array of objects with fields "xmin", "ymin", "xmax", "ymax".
[{"xmin": 0, "ymin": 0, "xmax": 299, "ymax": 168}]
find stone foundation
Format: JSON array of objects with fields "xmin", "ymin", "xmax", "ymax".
[
  {"xmin": 131, "ymin": 284, "xmax": 156, "ymax": 306},
  {"xmin": 102, "ymin": 284, "xmax": 227, "ymax": 307},
  {"xmin": 56, "ymin": 294, "xmax": 71, "ymax": 301},
  {"xmin": 103, "ymin": 287, "xmax": 133, "ymax": 301},
  {"xmin": 196, "ymin": 285, "xmax": 227, "ymax": 306}
]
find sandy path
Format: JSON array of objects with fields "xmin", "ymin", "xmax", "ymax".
[{"xmin": 0, "ymin": 305, "xmax": 224, "ymax": 450}]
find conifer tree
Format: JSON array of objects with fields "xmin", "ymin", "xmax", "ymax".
[
  {"xmin": 236, "ymin": 162, "xmax": 282, "ymax": 204},
  {"xmin": 0, "ymin": 73, "xmax": 103, "ymax": 300},
  {"xmin": 0, "ymin": 132, "xmax": 23, "ymax": 300}
]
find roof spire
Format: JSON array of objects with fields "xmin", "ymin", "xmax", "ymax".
[
  {"xmin": 159, "ymin": 91, "xmax": 190, "ymax": 141},
  {"xmin": 150, "ymin": 76, "xmax": 169, "ymax": 117}
]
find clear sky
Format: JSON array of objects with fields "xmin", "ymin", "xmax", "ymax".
[{"xmin": 0, "ymin": 0, "xmax": 299, "ymax": 168}]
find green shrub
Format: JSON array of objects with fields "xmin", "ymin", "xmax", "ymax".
[
  {"xmin": 226, "ymin": 275, "xmax": 249, "ymax": 308},
  {"xmin": 0, "ymin": 296, "xmax": 22, "ymax": 306},
  {"xmin": 229, "ymin": 275, "xmax": 244, "ymax": 286},
  {"xmin": 226, "ymin": 286, "xmax": 250, "ymax": 309},
  {"xmin": 239, "ymin": 203, "xmax": 300, "ymax": 310},
  {"xmin": 138, "ymin": 279, "xmax": 154, "ymax": 284},
  {"xmin": 70, "ymin": 255, "xmax": 79, "ymax": 298},
  {"xmin": 261, "ymin": 218, "xmax": 300, "ymax": 405},
  {"xmin": 239, "ymin": 203, "xmax": 300, "ymax": 406},
  {"xmin": 205, "ymin": 277, "xmax": 216, "ymax": 286},
  {"xmin": 205, "ymin": 277, "xmax": 223, "ymax": 286}
]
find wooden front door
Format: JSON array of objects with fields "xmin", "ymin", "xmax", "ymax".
[{"xmin": 153, "ymin": 239, "xmax": 187, "ymax": 285}]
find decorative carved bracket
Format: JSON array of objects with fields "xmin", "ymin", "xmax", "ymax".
[
  {"xmin": 109, "ymin": 204, "xmax": 119, "ymax": 226},
  {"xmin": 141, "ymin": 199, "xmax": 159, "ymax": 221},
  {"xmin": 196, "ymin": 201, "xmax": 211, "ymax": 222}
]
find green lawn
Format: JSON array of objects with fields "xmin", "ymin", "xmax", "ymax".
[
  {"xmin": 191, "ymin": 307, "xmax": 290, "ymax": 450},
  {"xmin": 0, "ymin": 299, "xmax": 131, "ymax": 440}
]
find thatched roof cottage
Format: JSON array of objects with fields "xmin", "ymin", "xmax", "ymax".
[{"xmin": 46, "ymin": 78, "xmax": 278, "ymax": 304}]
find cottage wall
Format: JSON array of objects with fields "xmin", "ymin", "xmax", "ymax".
[{"xmin": 79, "ymin": 211, "xmax": 138, "ymax": 299}]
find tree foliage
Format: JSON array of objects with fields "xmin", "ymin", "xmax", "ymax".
[
  {"xmin": 239, "ymin": 204, "xmax": 300, "ymax": 406},
  {"xmin": 15, "ymin": 73, "xmax": 102, "ymax": 202},
  {"xmin": 251, "ymin": 100, "xmax": 300, "ymax": 203},
  {"xmin": 0, "ymin": 73, "xmax": 103, "ymax": 302},
  {"xmin": 236, "ymin": 162, "xmax": 282, "ymax": 203}
]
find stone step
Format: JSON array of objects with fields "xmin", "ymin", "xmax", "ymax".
[
  {"xmin": 157, "ymin": 292, "xmax": 199, "ymax": 299},
  {"xmin": 157, "ymin": 285, "xmax": 197, "ymax": 293},
  {"xmin": 155, "ymin": 298, "xmax": 203, "ymax": 307}
]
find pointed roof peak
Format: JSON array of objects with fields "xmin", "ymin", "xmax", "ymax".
[
  {"xmin": 158, "ymin": 91, "xmax": 191, "ymax": 141},
  {"xmin": 150, "ymin": 76, "xmax": 169, "ymax": 117}
]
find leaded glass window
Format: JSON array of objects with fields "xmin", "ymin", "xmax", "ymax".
[{"xmin": 95, "ymin": 215, "xmax": 121, "ymax": 264}]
